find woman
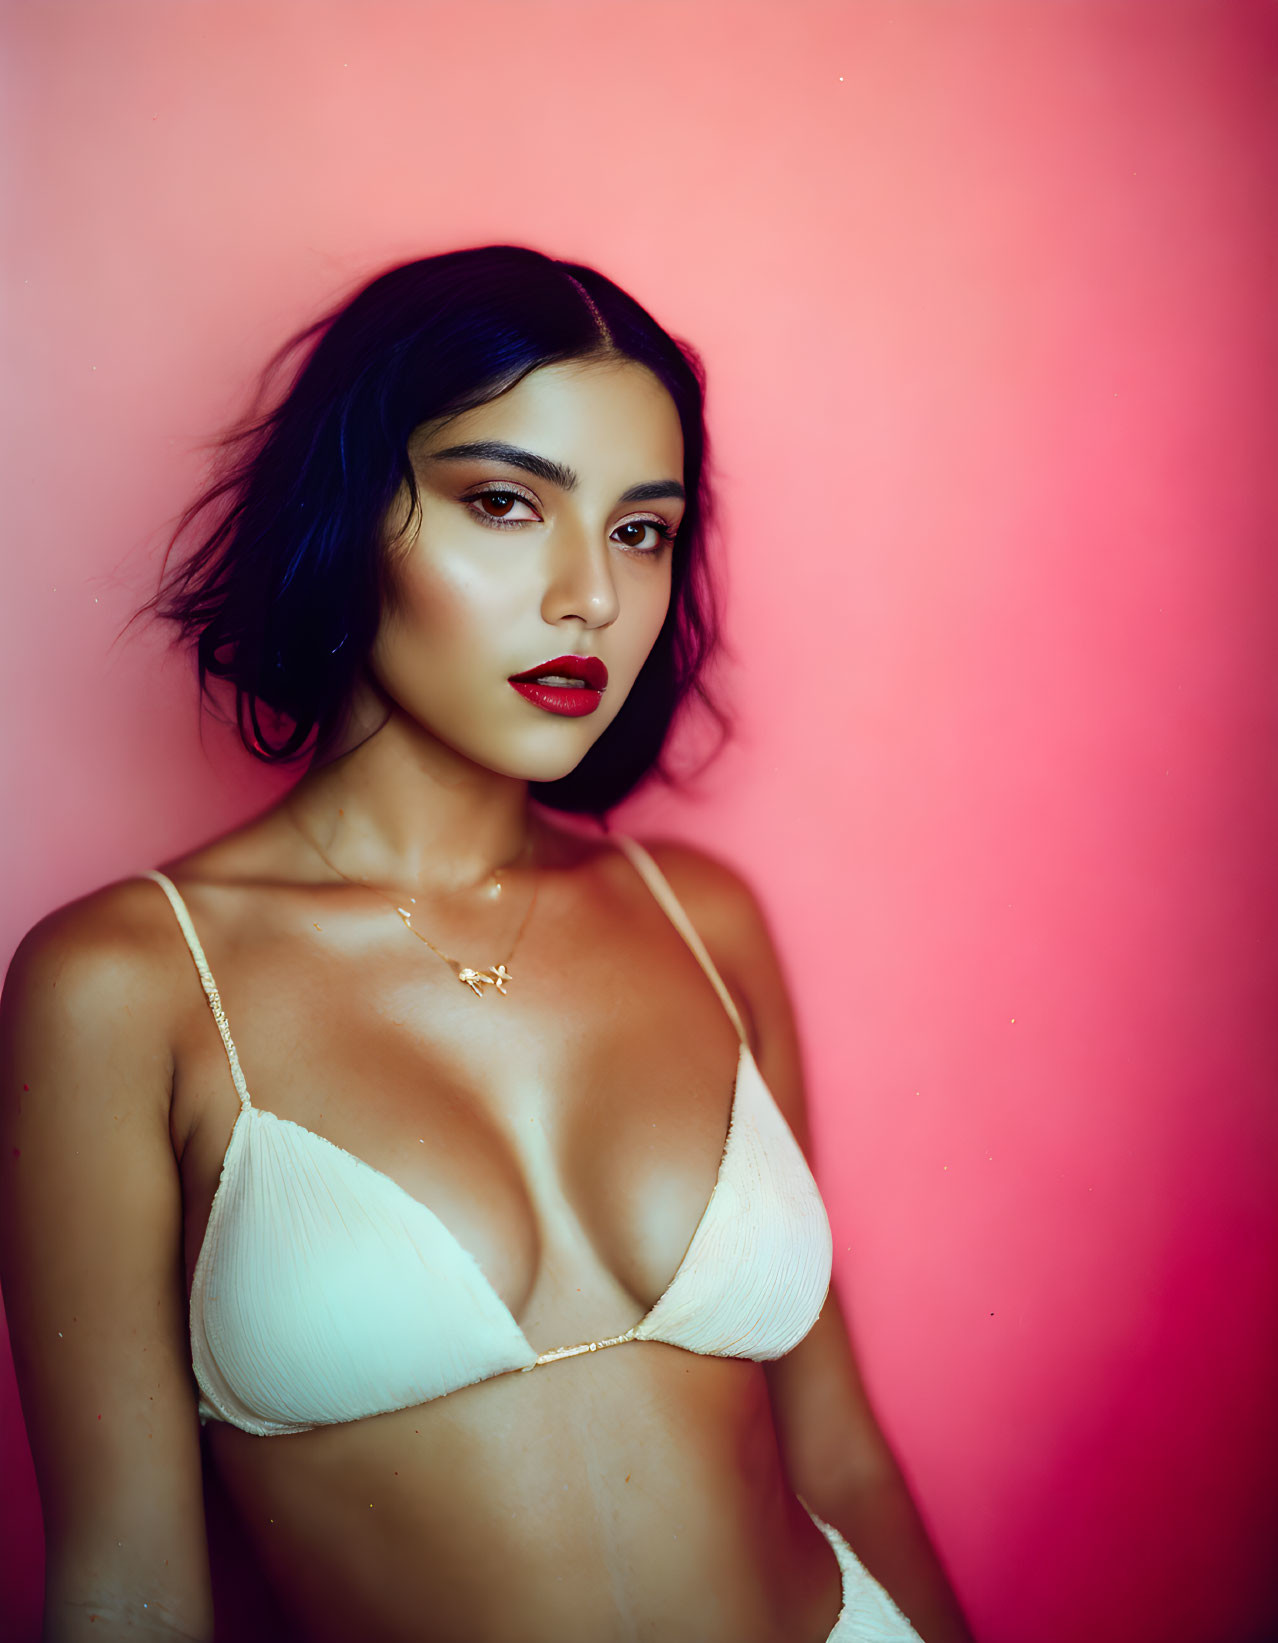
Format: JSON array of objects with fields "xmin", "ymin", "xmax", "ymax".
[{"xmin": 0, "ymin": 247, "xmax": 973, "ymax": 1643}]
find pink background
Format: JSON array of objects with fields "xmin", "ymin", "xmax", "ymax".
[{"xmin": 3, "ymin": 3, "xmax": 1276, "ymax": 1640}]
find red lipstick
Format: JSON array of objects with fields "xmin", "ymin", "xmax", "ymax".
[{"xmin": 508, "ymin": 654, "xmax": 608, "ymax": 718}]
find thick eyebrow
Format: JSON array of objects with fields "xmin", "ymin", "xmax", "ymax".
[
  {"xmin": 617, "ymin": 479, "xmax": 687, "ymax": 504},
  {"xmin": 423, "ymin": 440, "xmax": 685, "ymax": 505}
]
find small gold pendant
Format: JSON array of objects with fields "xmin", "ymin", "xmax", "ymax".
[{"xmin": 454, "ymin": 963, "xmax": 513, "ymax": 998}]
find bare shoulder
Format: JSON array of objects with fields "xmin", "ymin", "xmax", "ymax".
[
  {"xmin": 0, "ymin": 786, "xmax": 294, "ymax": 1056},
  {"xmin": 626, "ymin": 835, "xmax": 774, "ymax": 957},
  {"xmin": 5, "ymin": 873, "xmax": 185, "ymax": 1002},
  {"xmin": 1, "ymin": 874, "xmax": 189, "ymax": 1114},
  {"xmin": 622, "ymin": 835, "xmax": 815, "ymax": 1143}
]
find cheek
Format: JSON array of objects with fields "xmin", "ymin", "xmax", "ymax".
[
  {"xmin": 379, "ymin": 543, "xmax": 516, "ymax": 660},
  {"xmin": 627, "ymin": 565, "xmax": 674, "ymax": 660}
]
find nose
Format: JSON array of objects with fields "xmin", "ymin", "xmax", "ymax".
[{"xmin": 539, "ymin": 524, "xmax": 620, "ymax": 631}]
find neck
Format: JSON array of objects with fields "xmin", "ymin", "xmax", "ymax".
[{"xmin": 284, "ymin": 691, "xmax": 537, "ymax": 896}]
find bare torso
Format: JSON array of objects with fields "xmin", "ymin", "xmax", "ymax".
[{"xmin": 158, "ymin": 812, "xmax": 843, "ymax": 1642}]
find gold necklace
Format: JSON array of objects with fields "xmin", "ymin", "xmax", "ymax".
[{"xmin": 286, "ymin": 807, "xmax": 539, "ymax": 998}]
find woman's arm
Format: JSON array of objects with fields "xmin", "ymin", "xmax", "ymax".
[
  {"xmin": 0, "ymin": 889, "xmax": 214, "ymax": 1642},
  {"xmin": 648, "ymin": 842, "xmax": 975, "ymax": 1643},
  {"xmin": 764, "ymin": 1291, "xmax": 975, "ymax": 1643}
]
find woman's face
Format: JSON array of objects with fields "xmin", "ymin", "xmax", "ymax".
[{"xmin": 368, "ymin": 356, "xmax": 685, "ymax": 783}]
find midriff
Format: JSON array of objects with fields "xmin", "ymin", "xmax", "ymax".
[{"xmin": 206, "ymin": 1339, "xmax": 844, "ymax": 1643}]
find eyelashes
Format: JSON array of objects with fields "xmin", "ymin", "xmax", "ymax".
[
  {"xmin": 463, "ymin": 487, "xmax": 539, "ymax": 527},
  {"xmin": 462, "ymin": 485, "xmax": 677, "ymax": 553}
]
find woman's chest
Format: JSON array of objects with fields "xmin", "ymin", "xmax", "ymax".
[{"xmin": 173, "ymin": 909, "xmax": 746, "ymax": 1336}]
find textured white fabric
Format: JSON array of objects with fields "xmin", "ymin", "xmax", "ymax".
[
  {"xmin": 805, "ymin": 1502, "xmax": 927, "ymax": 1642},
  {"xmin": 633, "ymin": 1044, "xmax": 833, "ymax": 1358},
  {"xmin": 187, "ymin": 1106, "xmax": 538, "ymax": 1434},
  {"xmin": 144, "ymin": 837, "xmax": 833, "ymax": 1436}
]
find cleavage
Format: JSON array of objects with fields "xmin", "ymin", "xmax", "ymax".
[{"xmin": 182, "ymin": 972, "xmax": 742, "ymax": 1340}]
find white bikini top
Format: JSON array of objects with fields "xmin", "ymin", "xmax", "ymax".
[{"xmin": 143, "ymin": 836, "xmax": 834, "ymax": 1437}]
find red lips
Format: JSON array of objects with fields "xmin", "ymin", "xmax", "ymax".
[
  {"xmin": 510, "ymin": 654, "xmax": 608, "ymax": 690},
  {"xmin": 508, "ymin": 654, "xmax": 608, "ymax": 718}
]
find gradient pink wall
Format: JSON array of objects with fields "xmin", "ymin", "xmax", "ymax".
[{"xmin": 3, "ymin": 4, "xmax": 1276, "ymax": 1640}]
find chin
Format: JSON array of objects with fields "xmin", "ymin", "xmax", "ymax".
[
  {"xmin": 497, "ymin": 745, "xmax": 600, "ymax": 785},
  {"xmin": 444, "ymin": 722, "xmax": 610, "ymax": 786}
]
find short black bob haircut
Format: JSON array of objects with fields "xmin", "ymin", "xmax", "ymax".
[{"xmin": 147, "ymin": 244, "xmax": 724, "ymax": 815}]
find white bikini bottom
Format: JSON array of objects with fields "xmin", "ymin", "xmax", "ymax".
[{"xmin": 803, "ymin": 1501, "xmax": 927, "ymax": 1642}]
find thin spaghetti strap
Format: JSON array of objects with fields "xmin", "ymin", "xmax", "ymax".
[
  {"xmin": 612, "ymin": 837, "xmax": 748, "ymax": 1045},
  {"xmin": 140, "ymin": 870, "xmax": 252, "ymax": 1110}
]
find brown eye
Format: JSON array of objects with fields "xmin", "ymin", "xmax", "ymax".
[
  {"xmin": 465, "ymin": 488, "xmax": 540, "ymax": 529},
  {"xmin": 612, "ymin": 518, "xmax": 674, "ymax": 553}
]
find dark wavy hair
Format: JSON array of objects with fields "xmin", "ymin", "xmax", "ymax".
[{"xmin": 140, "ymin": 244, "xmax": 725, "ymax": 814}]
